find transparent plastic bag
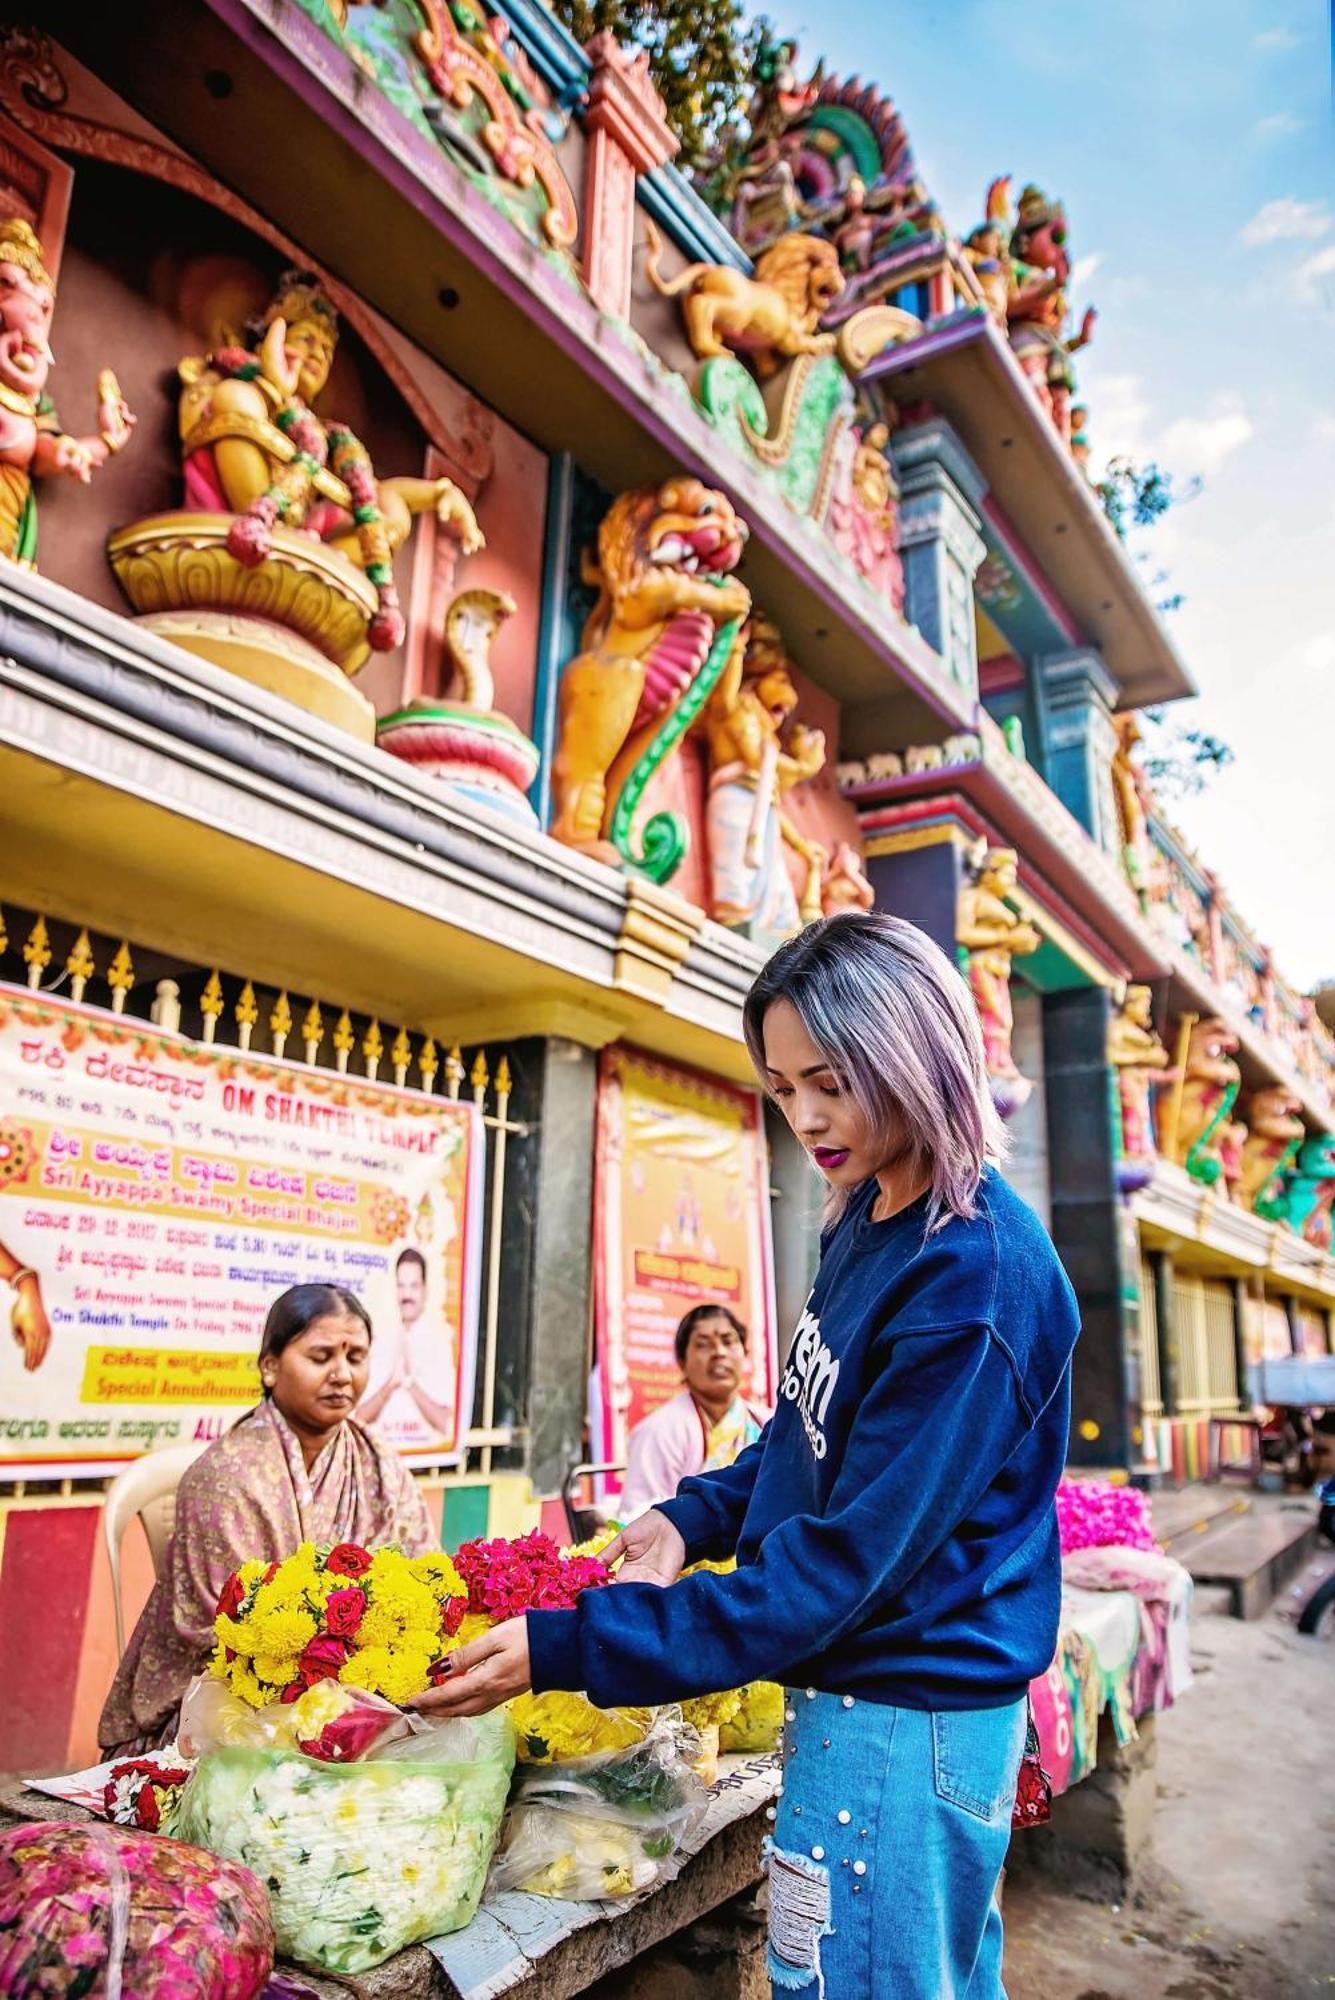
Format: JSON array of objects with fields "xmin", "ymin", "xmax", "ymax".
[
  {"xmin": 175, "ymin": 1678, "xmax": 515, "ymax": 1972},
  {"xmin": 489, "ymin": 1708, "xmax": 708, "ymax": 1901},
  {"xmin": 0, "ymin": 1820, "xmax": 273, "ymax": 1997}
]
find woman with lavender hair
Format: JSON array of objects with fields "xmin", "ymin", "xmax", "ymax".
[{"xmin": 415, "ymin": 911, "xmax": 1081, "ymax": 1998}]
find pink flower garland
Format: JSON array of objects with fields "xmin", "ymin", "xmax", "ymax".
[
  {"xmin": 1055, "ymin": 1478, "xmax": 1159, "ymax": 1555},
  {"xmin": 453, "ymin": 1530, "xmax": 611, "ymax": 1622}
]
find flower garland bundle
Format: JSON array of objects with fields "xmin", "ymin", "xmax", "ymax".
[
  {"xmin": 212, "ymin": 1541, "xmax": 468, "ymax": 1710},
  {"xmin": 1055, "ymin": 1478, "xmax": 1158, "ymax": 1556},
  {"xmin": 103, "ymin": 1755, "xmax": 192, "ymax": 1835},
  {"xmin": 453, "ymin": 1530, "xmax": 612, "ymax": 1621}
]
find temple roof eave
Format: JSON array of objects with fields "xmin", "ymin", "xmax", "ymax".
[
  {"xmin": 860, "ymin": 312, "xmax": 1198, "ymax": 711},
  {"xmin": 55, "ymin": 0, "xmax": 960, "ymax": 739}
]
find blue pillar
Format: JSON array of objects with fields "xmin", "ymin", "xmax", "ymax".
[
  {"xmin": 892, "ymin": 420, "xmax": 988, "ymax": 700},
  {"xmin": 1035, "ymin": 648, "xmax": 1122, "ymax": 861}
]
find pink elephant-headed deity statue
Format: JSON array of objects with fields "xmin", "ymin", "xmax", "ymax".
[
  {"xmin": 107, "ymin": 268, "xmax": 481, "ymax": 743},
  {"xmin": 0, "ymin": 217, "xmax": 134, "ymax": 569},
  {"xmin": 957, "ymin": 841, "xmax": 1041, "ymax": 1118}
]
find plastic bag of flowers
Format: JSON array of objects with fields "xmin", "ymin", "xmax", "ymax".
[
  {"xmin": 0, "ymin": 1819, "xmax": 274, "ymax": 1998},
  {"xmin": 170, "ymin": 1540, "xmax": 515, "ymax": 1972},
  {"xmin": 175, "ymin": 1676, "xmax": 515, "ymax": 1972},
  {"xmin": 489, "ymin": 1707, "xmax": 709, "ymax": 1901}
]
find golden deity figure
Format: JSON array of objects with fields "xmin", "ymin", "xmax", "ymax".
[
  {"xmin": 1107, "ymin": 984, "xmax": 1174, "ymax": 1191},
  {"xmin": 108, "ymin": 270, "xmax": 481, "ymax": 741},
  {"xmin": 957, "ymin": 843, "xmax": 1041, "ymax": 1116},
  {"xmin": 0, "ymin": 218, "xmax": 134, "ymax": 568},
  {"xmin": 700, "ymin": 612, "xmax": 827, "ymax": 950}
]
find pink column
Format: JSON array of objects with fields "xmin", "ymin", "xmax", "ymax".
[{"xmin": 581, "ymin": 32, "xmax": 678, "ymax": 322}]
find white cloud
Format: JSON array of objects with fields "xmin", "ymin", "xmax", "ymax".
[
  {"xmin": 1253, "ymin": 27, "xmax": 1301, "ymax": 49},
  {"xmin": 1315, "ymin": 412, "xmax": 1335, "ymax": 445},
  {"xmin": 1240, "ymin": 197, "xmax": 1331, "ymax": 246},
  {"xmin": 1160, "ymin": 396, "xmax": 1254, "ymax": 478},
  {"xmin": 1071, "ymin": 251, "xmax": 1104, "ymax": 289},
  {"xmin": 1295, "ymin": 244, "xmax": 1335, "ymax": 305},
  {"xmin": 1253, "ymin": 111, "xmax": 1306, "ymax": 140}
]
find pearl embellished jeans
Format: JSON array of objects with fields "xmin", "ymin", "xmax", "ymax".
[{"xmin": 765, "ymin": 1688, "xmax": 1027, "ymax": 1999}]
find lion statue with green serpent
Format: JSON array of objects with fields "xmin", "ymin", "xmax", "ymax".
[{"xmin": 551, "ymin": 478, "xmax": 751, "ymax": 880}]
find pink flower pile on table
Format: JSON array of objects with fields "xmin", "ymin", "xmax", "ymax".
[
  {"xmin": 1055, "ymin": 1478, "xmax": 1159, "ymax": 1555},
  {"xmin": 453, "ymin": 1530, "xmax": 612, "ymax": 1621},
  {"xmin": 0, "ymin": 1821, "xmax": 273, "ymax": 1998}
]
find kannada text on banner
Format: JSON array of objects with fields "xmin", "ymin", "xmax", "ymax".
[
  {"xmin": 0, "ymin": 989, "xmax": 482, "ymax": 1476},
  {"xmin": 592, "ymin": 1046, "xmax": 776, "ymax": 1476}
]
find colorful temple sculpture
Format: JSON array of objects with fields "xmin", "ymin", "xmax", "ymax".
[
  {"xmin": 0, "ymin": 217, "xmax": 134, "ymax": 567},
  {"xmin": 108, "ymin": 271, "xmax": 482, "ymax": 742},
  {"xmin": 0, "ymin": 8, "xmax": 1332, "ymax": 1789}
]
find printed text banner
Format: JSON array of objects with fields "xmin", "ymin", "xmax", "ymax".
[
  {"xmin": 592, "ymin": 1047, "xmax": 777, "ymax": 1480},
  {"xmin": 0, "ymin": 989, "xmax": 482, "ymax": 1476}
]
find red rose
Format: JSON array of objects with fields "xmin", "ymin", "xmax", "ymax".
[
  {"xmin": 135, "ymin": 1782, "xmax": 160, "ymax": 1832},
  {"xmin": 326, "ymin": 1586, "xmax": 367, "ymax": 1639},
  {"xmin": 326, "ymin": 1543, "xmax": 373, "ymax": 1578},
  {"xmin": 441, "ymin": 1595, "xmax": 466, "ymax": 1638},
  {"xmin": 280, "ymin": 1679, "xmax": 305, "ymax": 1704},
  {"xmin": 216, "ymin": 1571, "xmax": 245, "ymax": 1621},
  {"xmin": 300, "ymin": 1635, "xmax": 350, "ymax": 1681}
]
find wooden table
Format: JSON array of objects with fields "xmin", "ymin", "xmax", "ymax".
[{"xmin": 0, "ymin": 1778, "xmax": 768, "ymax": 1999}]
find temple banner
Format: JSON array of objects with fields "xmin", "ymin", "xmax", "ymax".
[
  {"xmin": 591, "ymin": 1047, "xmax": 778, "ymax": 1483},
  {"xmin": 0, "ymin": 990, "xmax": 482, "ymax": 1477}
]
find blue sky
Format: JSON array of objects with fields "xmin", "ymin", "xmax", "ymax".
[{"xmin": 765, "ymin": 0, "xmax": 1334, "ymax": 987}]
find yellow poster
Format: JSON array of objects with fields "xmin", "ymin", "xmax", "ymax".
[
  {"xmin": 0, "ymin": 989, "xmax": 482, "ymax": 1476},
  {"xmin": 592, "ymin": 1046, "xmax": 776, "ymax": 1472}
]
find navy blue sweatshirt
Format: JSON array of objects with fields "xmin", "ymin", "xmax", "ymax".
[{"xmin": 528, "ymin": 1169, "xmax": 1080, "ymax": 1712}]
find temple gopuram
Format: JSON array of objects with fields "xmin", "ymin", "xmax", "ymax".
[{"xmin": 1, "ymin": 8, "xmax": 1331, "ymax": 1785}]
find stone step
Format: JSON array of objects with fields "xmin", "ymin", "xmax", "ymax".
[
  {"xmin": 1179, "ymin": 1505, "xmax": 1318, "ymax": 1619},
  {"xmin": 1150, "ymin": 1484, "xmax": 1252, "ymax": 1554}
]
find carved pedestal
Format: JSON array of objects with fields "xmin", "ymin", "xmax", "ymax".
[{"xmin": 107, "ymin": 512, "xmax": 379, "ymax": 741}]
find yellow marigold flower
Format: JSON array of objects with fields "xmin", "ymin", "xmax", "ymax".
[
  {"xmin": 720, "ymin": 1680, "xmax": 784, "ymax": 1753},
  {"xmin": 561, "ymin": 1525, "xmax": 621, "ymax": 1560},
  {"xmin": 510, "ymin": 1692, "xmax": 650, "ymax": 1763},
  {"xmin": 249, "ymin": 1607, "xmax": 318, "ymax": 1658},
  {"xmin": 252, "ymin": 1653, "xmax": 301, "ymax": 1688},
  {"xmin": 374, "ymin": 1644, "xmax": 435, "ymax": 1707},
  {"xmin": 351, "ymin": 1602, "xmax": 402, "ymax": 1651},
  {"xmin": 682, "ymin": 1687, "xmax": 745, "ymax": 1732},
  {"xmin": 215, "ymin": 1613, "xmax": 258, "ymax": 1658},
  {"xmin": 409, "ymin": 1552, "xmax": 466, "ymax": 1601},
  {"xmin": 339, "ymin": 1645, "xmax": 394, "ymax": 1696},
  {"xmin": 229, "ymin": 1663, "xmax": 267, "ymax": 1709},
  {"xmin": 683, "ymin": 1557, "xmax": 736, "ymax": 1578}
]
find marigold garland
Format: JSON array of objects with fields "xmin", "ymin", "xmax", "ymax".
[{"xmin": 211, "ymin": 1540, "xmax": 467, "ymax": 1709}]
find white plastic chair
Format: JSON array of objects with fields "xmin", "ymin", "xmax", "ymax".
[{"xmin": 103, "ymin": 1443, "xmax": 207, "ymax": 1659}]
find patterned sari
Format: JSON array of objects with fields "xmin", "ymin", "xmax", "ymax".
[{"xmin": 98, "ymin": 1402, "xmax": 435, "ymax": 1754}]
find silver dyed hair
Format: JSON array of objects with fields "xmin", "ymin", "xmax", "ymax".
[{"xmin": 743, "ymin": 910, "xmax": 1007, "ymax": 1229}]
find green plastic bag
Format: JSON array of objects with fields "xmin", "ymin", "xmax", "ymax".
[{"xmin": 176, "ymin": 1708, "xmax": 514, "ymax": 1972}]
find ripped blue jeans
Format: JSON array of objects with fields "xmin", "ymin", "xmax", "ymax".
[{"xmin": 766, "ymin": 1688, "xmax": 1026, "ymax": 1999}]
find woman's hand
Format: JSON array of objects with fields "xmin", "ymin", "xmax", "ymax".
[
  {"xmin": 407, "ymin": 1619, "xmax": 531, "ymax": 1719},
  {"xmin": 601, "ymin": 1509, "xmax": 686, "ymax": 1588}
]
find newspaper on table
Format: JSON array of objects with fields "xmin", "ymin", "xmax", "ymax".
[{"xmin": 424, "ymin": 1752, "xmax": 780, "ymax": 2000}]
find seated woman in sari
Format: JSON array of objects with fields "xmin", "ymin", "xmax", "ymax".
[{"xmin": 99, "ymin": 1283, "xmax": 436, "ymax": 1756}]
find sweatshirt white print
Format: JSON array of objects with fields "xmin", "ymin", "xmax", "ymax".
[{"xmin": 781, "ymin": 1304, "xmax": 840, "ymax": 1460}]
